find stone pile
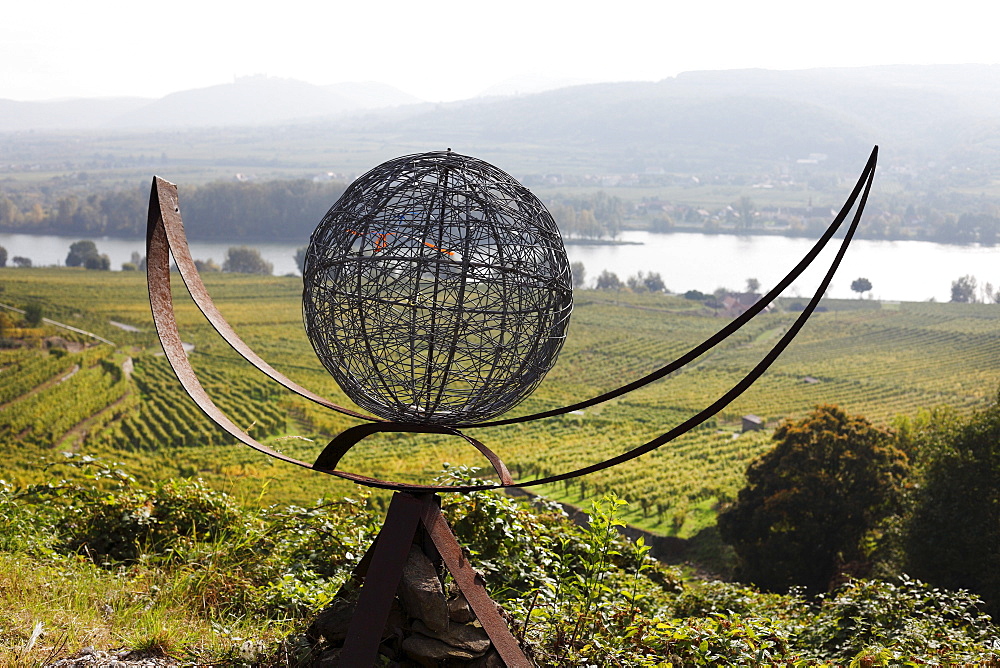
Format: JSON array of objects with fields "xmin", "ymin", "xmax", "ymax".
[
  {"xmin": 45, "ymin": 647, "xmax": 178, "ymax": 667},
  {"xmin": 308, "ymin": 545, "xmax": 527, "ymax": 666}
]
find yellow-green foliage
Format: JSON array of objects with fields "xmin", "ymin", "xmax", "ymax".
[{"xmin": 4, "ymin": 268, "xmax": 1000, "ymax": 525}]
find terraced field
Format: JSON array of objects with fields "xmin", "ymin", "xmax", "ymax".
[{"xmin": 3, "ymin": 268, "xmax": 1000, "ymax": 534}]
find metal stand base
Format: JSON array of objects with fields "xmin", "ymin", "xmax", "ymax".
[{"xmin": 340, "ymin": 492, "xmax": 531, "ymax": 667}]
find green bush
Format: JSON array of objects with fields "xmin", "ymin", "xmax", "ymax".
[
  {"xmin": 63, "ymin": 478, "xmax": 245, "ymax": 563},
  {"xmin": 905, "ymin": 392, "xmax": 1000, "ymax": 617},
  {"xmin": 719, "ymin": 405, "xmax": 909, "ymax": 594},
  {"xmin": 3, "ymin": 456, "xmax": 1000, "ymax": 665},
  {"xmin": 796, "ymin": 575, "xmax": 1000, "ymax": 664}
]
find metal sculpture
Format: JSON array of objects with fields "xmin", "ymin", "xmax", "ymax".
[
  {"xmin": 303, "ymin": 151, "xmax": 573, "ymax": 426},
  {"xmin": 146, "ymin": 146, "xmax": 877, "ymax": 666}
]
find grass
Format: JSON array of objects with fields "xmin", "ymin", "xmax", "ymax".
[{"xmin": 0, "ymin": 552, "xmax": 295, "ymax": 665}]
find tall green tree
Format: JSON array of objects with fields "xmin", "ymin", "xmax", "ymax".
[
  {"xmin": 223, "ymin": 246, "xmax": 273, "ymax": 275},
  {"xmin": 735, "ymin": 196, "xmax": 755, "ymax": 232},
  {"xmin": 627, "ymin": 271, "xmax": 666, "ymax": 293},
  {"xmin": 718, "ymin": 405, "xmax": 909, "ymax": 594},
  {"xmin": 905, "ymin": 392, "xmax": 1000, "ymax": 616},
  {"xmin": 65, "ymin": 240, "xmax": 100, "ymax": 267},
  {"xmin": 0, "ymin": 244, "xmax": 6, "ymax": 267},
  {"xmin": 294, "ymin": 247, "xmax": 308, "ymax": 274},
  {"xmin": 950, "ymin": 275, "xmax": 977, "ymax": 303},
  {"xmin": 84, "ymin": 254, "xmax": 111, "ymax": 271},
  {"xmin": 595, "ymin": 270, "xmax": 622, "ymax": 291},
  {"xmin": 850, "ymin": 277, "xmax": 873, "ymax": 298}
]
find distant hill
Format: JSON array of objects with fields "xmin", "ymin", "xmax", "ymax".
[
  {"xmin": 0, "ymin": 97, "xmax": 151, "ymax": 131},
  {"xmin": 342, "ymin": 65, "xmax": 1000, "ymax": 172},
  {"xmin": 3, "ymin": 65, "xmax": 1000, "ymax": 181},
  {"xmin": 111, "ymin": 77, "xmax": 424, "ymax": 128},
  {"xmin": 0, "ymin": 77, "xmax": 424, "ymax": 131}
]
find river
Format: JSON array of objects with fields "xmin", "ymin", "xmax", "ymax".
[{"xmin": 1, "ymin": 230, "xmax": 996, "ymax": 303}]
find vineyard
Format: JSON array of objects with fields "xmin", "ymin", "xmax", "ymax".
[{"xmin": 4, "ymin": 268, "xmax": 1000, "ymax": 536}]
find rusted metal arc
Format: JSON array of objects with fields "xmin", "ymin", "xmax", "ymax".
[
  {"xmin": 150, "ymin": 176, "xmax": 382, "ymax": 423},
  {"xmin": 147, "ymin": 181, "xmax": 316, "ymax": 471},
  {"xmin": 512, "ymin": 145, "xmax": 879, "ymax": 490},
  {"xmin": 467, "ymin": 146, "xmax": 879, "ymax": 429}
]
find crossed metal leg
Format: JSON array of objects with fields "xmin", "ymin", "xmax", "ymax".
[{"xmin": 340, "ymin": 492, "xmax": 532, "ymax": 667}]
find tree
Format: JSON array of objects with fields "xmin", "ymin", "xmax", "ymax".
[
  {"xmin": 905, "ymin": 392, "xmax": 1000, "ymax": 616},
  {"xmin": 223, "ymin": 247, "xmax": 273, "ymax": 275},
  {"xmin": 66, "ymin": 240, "xmax": 100, "ymax": 267},
  {"xmin": 131, "ymin": 252, "xmax": 147, "ymax": 272},
  {"xmin": 0, "ymin": 245, "xmax": 6, "ymax": 267},
  {"xmin": 850, "ymin": 277, "xmax": 873, "ymax": 298},
  {"xmin": 570, "ymin": 262, "xmax": 586, "ymax": 289},
  {"xmin": 626, "ymin": 272, "xmax": 647, "ymax": 292},
  {"xmin": 718, "ymin": 405, "xmax": 909, "ymax": 594},
  {"xmin": 194, "ymin": 258, "xmax": 220, "ymax": 273},
  {"xmin": 950, "ymin": 275, "xmax": 978, "ymax": 303},
  {"xmin": 295, "ymin": 247, "xmax": 308, "ymax": 274},
  {"xmin": 643, "ymin": 271, "xmax": 666, "ymax": 293},
  {"xmin": 983, "ymin": 281, "xmax": 1000, "ymax": 304},
  {"xmin": 12, "ymin": 257, "xmax": 31, "ymax": 268},
  {"xmin": 595, "ymin": 270, "xmax": 622, "ymax": 291},
  {"xmin": 84, "ymin": 254, "xmax": 111, "ymax": 270},
  {"xmin": 23, "ymin": 303, "xmax": 43, "ymax": 326},
  {"xmin": 683, "ymin": 289, "xmax": 709, "ymax": 301},
  {"xmin": 746, "ymin": 277, "xmax": 760, "ymax": 293},
  {"xmin": 628, "ymin": 271, "xmax": 665, "ymax": 293},
  {"xmin": 735, "ymin": 196, "xmax": 755, "ymax": 233}
]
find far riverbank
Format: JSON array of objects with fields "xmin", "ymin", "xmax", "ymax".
[{"xmin": 4, "ymin": 230, "xmax": 1000, "ymax": 303}]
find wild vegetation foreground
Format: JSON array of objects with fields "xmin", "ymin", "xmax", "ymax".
[{"xmin": 3, "ymin": 269, "xmax": 1000, "ymax": 664}]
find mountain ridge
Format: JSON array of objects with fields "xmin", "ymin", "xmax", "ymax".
[
  {"xmin": 2, "ymin": 65, "xmax": 999, "ymax": 181},
  {"xmin": 0, "ymin": 77, "xmax": 423, "ymax": 131}
]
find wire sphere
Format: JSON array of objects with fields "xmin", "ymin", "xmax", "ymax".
[{"xmin": 302, "ymin": 151, "xmax": 573, "ymax": 425}]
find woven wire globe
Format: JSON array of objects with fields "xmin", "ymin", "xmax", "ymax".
[{"xmin": 302, "ymin": 151, "xmax": 573, "ymax": 425}]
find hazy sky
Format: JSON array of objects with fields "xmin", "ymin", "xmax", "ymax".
[{"xmin": 2, "ymin": 0, "xmax": 996, "ymax": 102}]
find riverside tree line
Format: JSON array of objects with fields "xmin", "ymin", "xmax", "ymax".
[
  {"xmin": 0, "ymin": 180, "xmax": 627, "ymax": 241},
  {"xmin": 9, "ymin": 175, "xmax": 1000, "ymax": 244}
]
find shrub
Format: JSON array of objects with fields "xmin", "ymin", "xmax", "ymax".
[
  {"xmin": 62, "ymin": 477, "xmax": 245, "ymax": 564},
  {"xmin": 796, "ymin": 575, "xmax": 1000, "ymax": 664},
  {"xmin": 718, "ymin": 405, "xmax": 909, "ymax": 594},
  {"xmin": 905, "ymin": 392, "xmax": 1000, "ymax": 616}
]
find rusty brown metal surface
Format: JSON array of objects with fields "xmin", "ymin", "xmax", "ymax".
[
  {"xmin": 419, "ymin": 495, "xmax": 532, "ymax": 667},
  {"xmin": 313, "ymin": 422, "xmax": 512, "ymax": 486},
  {"xmin": 340, "ymin": 492, "xmax": 426, "ymax": 666},
  {"xmin": 341, "ymin": 493, "xmax": 532, "ymax": 667},
  {"xmin": 149, "ymin": 177, "xmax": 381, "ymax": 423}
]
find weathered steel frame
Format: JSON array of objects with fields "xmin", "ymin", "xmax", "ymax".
[
  {"xmin": 340, "ymin": 492, "xmax": 531, "ymax": 666},
  {"xmin": 144, "ymin": 145, "xmax": 877, "ymax": 494}
]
